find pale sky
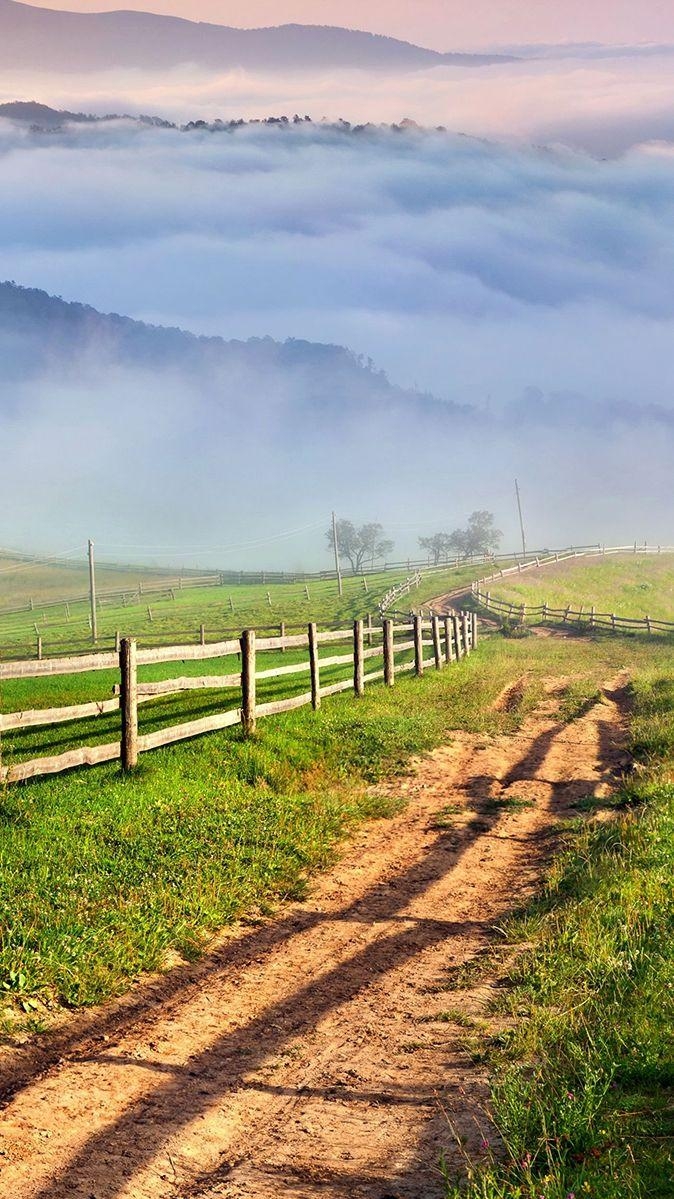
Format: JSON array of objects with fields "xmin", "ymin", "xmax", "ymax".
[{"xmin": 29, "ymin": 1, "xmax": 674, "ymax": 51}]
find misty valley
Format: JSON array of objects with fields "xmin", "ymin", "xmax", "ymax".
[{"xmin": 1, "ymin": 4, "xmax": 674, "ymax": 1198}]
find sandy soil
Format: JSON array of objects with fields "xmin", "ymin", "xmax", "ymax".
[{"xmin": 0, "ymin": 674, "xmax": 631, "ymax": 1199}]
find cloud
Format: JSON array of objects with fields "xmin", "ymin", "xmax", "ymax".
[
  {"xmin": 2, "ymin": 116, "xmax": 674, "ymax": 560},
  {"xmin": 1, "ymin": 118, "xmax": 674, "ymax": 403}
]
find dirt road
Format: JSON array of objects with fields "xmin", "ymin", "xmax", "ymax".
[{"xmin": 0, "ymin": 675, "xmax": 630, "ymax": 1199}]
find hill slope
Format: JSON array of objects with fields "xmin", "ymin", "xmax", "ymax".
[{"xmin": 0, "ymin": 1, "xmax": 515, "ymax": 72}]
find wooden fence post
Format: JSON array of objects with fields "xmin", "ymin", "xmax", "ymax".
[
  {"xmin": 36, "ymin": 636, "xmax": 43, "ymax": 661},
  {"xmin": 462, "ymin": 613, "xmax": 471, "ymax": 654},
  {"xmin": 367, "ymin": 612, "xmax": 373, "ymax": 647},
  {"xmin": 590, "ymin": 606, "xmax": 596, "ymax": 630},
  {"xmin": 611, "ymin": 613, "xmax": 617, "ymax": 633},
  {"xmin": 646, "ymin": 615, "xmax": 652, "ymax": 636},
  {"xmin": 115, "ymin": 629, "xmax": 121, "ymax": 653},
  {"xmin": 444, "ymin": 616, "xmax": 452, "ymax": 663},
  {"xmin": 413, "ymin": 614, "xmax": 424, "ymax": 676},
  {"xmin": 308, "ymin": 622, "xmax": 320, "ymax": 709},
  {"xmin": 354, "ymin": 619, "xmax": 365, "ymax": 696},
  {"xmin": 120, "ymin": 637, "xmax": 138, "ymax": 772},
  {"xmin": 453, "ymin": 613, "xmax": 463, "ymax": 659},
  {"xmin": 280, "ymin": 621, "xmax": 286, "ymax": 652},
  {"xmin": 383, "ymin": 619, "xmax": 395, "ymax": 686},
  {"xmin": 241, "ymin": 629, "xmax": 256, "ymax": 736},
  {"xmin": 432, "ymin": 615, "xmax": 442, "ymax": 670},
  {"xmin": 200, "ymin": 623, "xmax": 206, "ymax": 646},
  {"xmin": 472, "ymin": 610, "xmax": 478, "ymax": 647}
]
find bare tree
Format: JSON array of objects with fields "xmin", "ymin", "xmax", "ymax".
[
  {"xmin": 418, "ymin": 533, "xmax": 452, "ymax": 565},
  {"xmin": 326, "ymin": 520, "xmax": 394, "ymax": 574}
]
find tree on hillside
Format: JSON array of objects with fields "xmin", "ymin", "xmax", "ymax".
[
  {"xmin": 449, "ymin": 510, "xmax": 502, "ymax": 558},
  {"xmin": 419, "ymin": 532, "xmax": 453, "ymax": 565},
  {"xmin": 326, "ymin": 520, "xmax": 394, "ymax": 574}
]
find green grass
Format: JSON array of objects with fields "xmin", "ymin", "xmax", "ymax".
[
  {"xmin": 0, "ymin": 631, "xmax": 666, "ymax": 1024},
  {"xmin": 444, "ymin": 664, "xmax": 674, "ymax": 1199},
  {"xmin": 0, "ymin": 562, "xmax": 484, "ymax": 662},
  {"xmin": 489, "ymin": 553, "xmax": 674, "ymax": 624}
]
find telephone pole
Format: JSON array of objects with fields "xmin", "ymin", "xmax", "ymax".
[
  {"xmin": 88, "ymin": 538, "xmax": 98, "ymax": 644},
  {"xmin": 515, "ymin": 479, "xmax": 527, "ymax": 562},
  {"xmin": 332, "ymin": 510, "xmax": 343, "ymax": 597}
]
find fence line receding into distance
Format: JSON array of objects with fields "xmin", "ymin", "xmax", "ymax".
[
  {"xmin": 0, "ymin": 611, "xmax": 477, "ymax": 785},
  {"xmin": 471, "ymin": 544, "xmax": 674, "ymax": 636}
]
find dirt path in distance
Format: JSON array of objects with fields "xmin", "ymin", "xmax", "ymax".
[{"xmin": 0, "ymin": 675, "xmax": 631, "ymax": 1199}]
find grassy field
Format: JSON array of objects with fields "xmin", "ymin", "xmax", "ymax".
[
  {"xmin": 2, "ymin": 554, "xmax": 673, "ymax": 1194},
  {"xmin": 0, "ymin": 552, "xmax": 190, "ymax": 608},
  {"xmin": 0, "ymin": 632, "xmax": 668, "ymax": 1015},
  {"xmin": 487, "ymin": 552, "xmax": 674, "ymax": 623},
  {"xmin": 0, "ymin": 561, "xmax": 483, "ymax": 661}
]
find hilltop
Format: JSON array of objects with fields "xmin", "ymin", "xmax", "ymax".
[{"xmin": 0, "ymin": 1, "xmax": 517, "ymax": 73}]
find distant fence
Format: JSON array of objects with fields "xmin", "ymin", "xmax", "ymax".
[
  {"xmin": 0, "ymin": 612, "xmax": 478, "ymax": 785},
  {"xmin": 471, "ymin": 544, "xmax": 674, "ymax": 636},
  {"xmin": 0, "ymin": 544, "xmax": 603, "ymax": 622}
]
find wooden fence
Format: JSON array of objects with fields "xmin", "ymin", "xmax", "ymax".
[
  {"xmin": 0, "ymin": 612, "xmax": 477, "ymax": 785},
  {"xmin": 471, "ymin": 544, "xmax": 674, "ymax": 636},
  {"xmin": 0, "ymin": 543, "xmax": 601, "ymax": 622}
]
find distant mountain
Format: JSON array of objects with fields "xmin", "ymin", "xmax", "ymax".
[
  {"xmin": 0, "ymin": 0, "xmax": 517, "ymax": 73},
  {"xmin": 0, "ymin": 281, "xmax": 465, "ymax": 426}
]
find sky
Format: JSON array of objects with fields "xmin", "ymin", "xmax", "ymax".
[{"xmin": 29, "ymin": 0, "xmax": 674, "ymax": 50}]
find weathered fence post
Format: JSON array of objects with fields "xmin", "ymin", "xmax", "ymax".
[
  {"xmin": 462, "ymin": 612, "xmax": 471, "ymax": 654},
  {"xmin": 354, "ymin": 619, "xmax": 365, "ymax": 696},
  {"xmin": 241, "ymin": 629, "xmax": 256, "ymax": 736},
  {"xmin": 413, "ymin": 614, "xmax": 424, "ymax": 676},
  {"xmin": 432, "ymin": 615, "xmax": 442, "ymax": 670},
  {"xmin": 444, "ymin": 616, "xmax": 453, "ymax": 663},
  {"xmin": 308, "ymin": 622, "xmax": 320, "ymax": 709},
  {"xmin": 646, "ymin": 615, "xmax": 652, "ymax": 636},
  {"xmin": 367, "ymin": 612, "xmax": 373, "ymax": 647},
  {"xmin": 611, "ymin": 613, "xmax": 617, "ymax": 633},
  {"xmin": 36, "ymin": 636, "xmax": 43, "ymax": 661},
  {"xmin": 453, "ymin": 613, "xmax": 463, "ymax": 659},
  {"xmin": 200, "ymin": 623, "xmax": 206, "ymax": 646},
  {"xmin": 120, "ymin": 637, "xmax": 138, "ymax": 772},
  {"xmin": 280, "ymin": 621, "xmax": 286, "ymax": 653},
  {"xmin": 472, "ymin": 611, "xmax": 478, "ymax": 647},
  {"xmin": 383, "ymin": 619, "xmax": 395, "ymax": 686},
  {"xmin": 115, "ymin": 629, "xmax": 121, "ymax": 653},
  {"xmin": 590, "ymin": 606, "xmax": 596, "ymax": 630}
]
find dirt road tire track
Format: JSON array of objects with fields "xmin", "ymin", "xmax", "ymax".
[{"xmin": 0, "ymin": 675, "xmax": 630, "ymax": 1199}]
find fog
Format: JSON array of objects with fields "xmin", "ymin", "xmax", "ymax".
[
  {"xmin": 2, "ymin": 119, "xmax": 674, "ymax": 406},
  {"xmin": 4, "ymin": 48, "xmax": 674, "ymax": 154},
  {"xmin": 1, "ymin": 72, "xmax": 674, "ymax": 564}
]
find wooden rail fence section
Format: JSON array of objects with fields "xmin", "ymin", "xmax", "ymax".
[
  {"xmin": 0, "ymin": 613, "xmax": 477, "ymax": 785},
  {"xmin": 471, "ymin": 544, "xmax": 674, "ymax": 635}
]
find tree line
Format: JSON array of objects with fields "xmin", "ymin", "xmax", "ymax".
[{"xmin": 326, "ymin": 511, "xmax": 502, "ymax": 573}]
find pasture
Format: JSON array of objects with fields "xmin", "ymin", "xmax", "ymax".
[{"xmin": 0, "ymin": 549, "xmax": 672, "ymax": 1197}]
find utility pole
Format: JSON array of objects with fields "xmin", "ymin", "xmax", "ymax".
[
  {"xmin": 88, "ymin": 538, "xmax": 98, "ymax": 644},
  {"xmin": 515, "ymin": 479, "xmax": 527, "ymax": 562},
  {"xmin": 332, "ymin": 510, "xmax": 343, "ymax": 597}
]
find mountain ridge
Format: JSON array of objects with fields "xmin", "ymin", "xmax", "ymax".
[{"xmin": 0, "ymin": 0, "xmax": 518, "ymax": 72}]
